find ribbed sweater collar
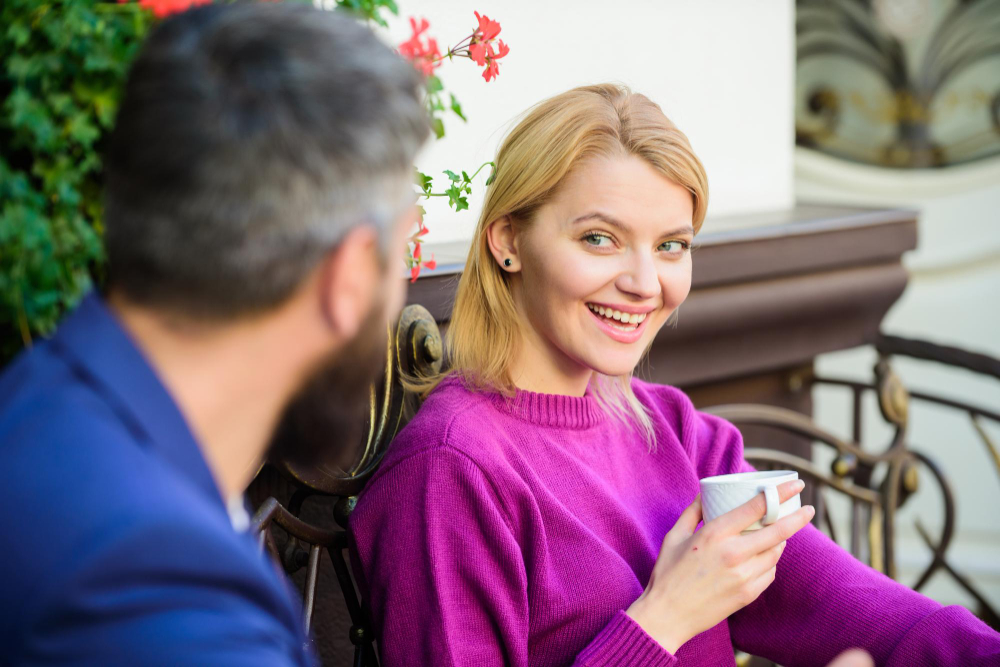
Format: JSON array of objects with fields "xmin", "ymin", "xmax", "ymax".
[{"xmin": 442, "ymin": 375, "xmax": 606, "ymax": 429}]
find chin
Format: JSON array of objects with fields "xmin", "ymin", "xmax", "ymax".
[{"xmin": 582, "ymin": 352, "xmax": 645, "ymax": 379}]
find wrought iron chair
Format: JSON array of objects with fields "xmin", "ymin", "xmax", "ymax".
[
  {"xmin": 249, "ymin": 304, "xmax": 444, "ymax": 667},
  {"xmin": 713, "ymin": 334, "xmax": 1000, "ymax": 667},
  {"xmin": 706, "ymin": 333, "xmax": 1000, "ymax": 640}
]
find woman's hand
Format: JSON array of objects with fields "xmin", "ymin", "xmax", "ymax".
[
  {"xmin": 827, "ymin": 649, "xmax": 874, "ymax": 667},
  {"xmin": 626, "ymin": 480, "xmax": 814, "ymax": 654}
]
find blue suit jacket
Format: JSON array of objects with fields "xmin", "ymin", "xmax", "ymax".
[{"xmin": 0, "ymin": 294, "xmax": 314, "ymax": 666}]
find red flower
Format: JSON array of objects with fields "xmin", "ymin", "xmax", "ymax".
[
  {"xmin": 407, "ymin": 239, "xmax": 437, "ymax": 281},
  {"xmin": 118, "ymin": 0, "xmax": 211, "ymax": 18},
  {"xmin": 469, "ymin": 41, "xmax": 488, "ymax": 66},
  {"xmin": 468, "ymin": 11, "xmax": 508, "ymax": 82},
  {"xmin": 474, "ymin": 11, "xmax": 501, "ymax": 42},
  {"xmin": 481, "ymin": 40, "xmax": 509, "ymax": 82},
  {"xmin": 398, "ymin": 17, "xmax": 442, "ymax": 77}
]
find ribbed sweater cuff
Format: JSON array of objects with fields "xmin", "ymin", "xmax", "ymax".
[{"xmin": 574, "ymin": 610, "xmax": 678, "ymax": 666}]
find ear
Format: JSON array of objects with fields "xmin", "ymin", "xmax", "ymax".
[
  {"xmin": 318, "ymin": 225, "xmax": 381, "ymax": 341},
  {"xmin": 485, "ymin": 215, "xmax": 520, "ymax": 272}
]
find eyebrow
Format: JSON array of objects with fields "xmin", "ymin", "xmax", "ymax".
[{"xmin": 570, "ymin": 212, "xmax": 695, "ymax": 238}]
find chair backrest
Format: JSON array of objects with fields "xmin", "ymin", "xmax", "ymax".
[
  {"xmin": 250, "ymin": 304, "xmax": 443, "ymax": 666},
  {"xmin": 703, "ymin": 358, "xmax": 913, "ymax": 577},
  {"xmin": 706, "ymin": 335, "xmax": 1000, "ymax": 630}
]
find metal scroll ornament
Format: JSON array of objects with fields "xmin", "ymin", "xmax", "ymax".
[{"xmin": 796, "ymin": 0, "xmax": 1000, "ymax": 168}]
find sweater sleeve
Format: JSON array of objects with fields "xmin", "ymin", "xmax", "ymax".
[
  {"xmin": 349, "ymin": 445, "xmax": 677, "ymax": 667},
  {"xmin": 682, "ymin": 398, "xmax": 1000, "ymax": 665}
]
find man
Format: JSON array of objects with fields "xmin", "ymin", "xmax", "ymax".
[{"xmin": 0, "ymin": 3, "xmax": 428, "ymax": 664}]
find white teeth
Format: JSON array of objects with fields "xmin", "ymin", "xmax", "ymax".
[{"xmin": 587, "ymin": 303, "xmax": 648, "ymax": 331}]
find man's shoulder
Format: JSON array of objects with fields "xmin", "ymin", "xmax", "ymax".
[
  {"xmin": 0, "ymin": 336, "xmax": 126, "ymax": 454},
  {"xmin": 0, "ymin": 341, "xmax": 154, "ymax": 517},
  {"xmin": 0, "ymin": 387, "xmax": 262, "ymax": 605},
  {"xmin": 6, "ymin": 495, "xmax": 309, "ymax": 665},
  {"xmin": 0, "ymin": 346, "xmax": 306, "ymax": 661},
  {"xmin": 0, "ymin": 424, "xmax": 307, "ymax": 663}
]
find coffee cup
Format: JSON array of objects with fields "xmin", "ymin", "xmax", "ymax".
[{"xmin": 699, "ymin": 470, "xmax": 801, "ymax": 532}]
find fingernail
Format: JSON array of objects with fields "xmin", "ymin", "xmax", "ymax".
[
  {"xmin": 795, "ymin": 480, "xmax": 805, "ymax": 491},
  {"xmin": 804, "ymin": 505, "xmax": 816, "ymax": 517}
]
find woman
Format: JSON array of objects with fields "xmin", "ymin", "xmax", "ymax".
[{"xmin": 349, "ymin": 84, "xmax": 1000, "ymax": 665}]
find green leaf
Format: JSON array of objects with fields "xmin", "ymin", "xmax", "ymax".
[
  {"xmin": 445, "ymin": 185, "xmax": 469, "ymax": 211},
  {"xmin": 6, "ymin": 54, "xmax": 36, "ymax": 80},
  {"xmin": 485, "ymin": 166, "xmax": 497, "ymax": 186},
  {"xmin": 425, "ymin": 75, "xmax": 444, "ymax": 94},
  {"xmin": 449, "ymin": 93, "xmax": 467, "ymax": 122},
  {"xmin": 461, "ymin": 170, "xmax": 470, "ymax": 183},
  {"xmin": 65, "ymin": 113, "xmax": 99, "ymax": 147},
  {"xmin": 431, "ymin": 116, "xmax": 445, "ymax": 139},
  {"xmin": 333, "ymin": 0, "xmax": 398, "ymax": 27},
  {"xmin": 443, "ymin": 170, "xmax": 461, "ymax": 182},
  {"xmin": 414, "ymin": 170, "xmax": 433, "ymax": 195},
  {"xmin": 6, "ymin": 20, "xmax": 31, "ymax": 48}
]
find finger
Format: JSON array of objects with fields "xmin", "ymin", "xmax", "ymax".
[
  {"xmin": 741, "ymin": 564, "xmax": 778, "ymax": 607},
  {"xmin": 740, "ymin": 505, "xmax": 815, "ymax": 555},
  {"xmin": 743, "ymin": 540, "xmax": 786, "ymax": 581},
  {"xmin": 826, "ymin": 649, "xmax": 874, "ymax": 667},
  {"xmin": 715, "ymin": 479, "xmax": 805, "ymax": 534},
  {"xmin": 665, "ymin": 495, "xmax": 702, "ymax": 545}
]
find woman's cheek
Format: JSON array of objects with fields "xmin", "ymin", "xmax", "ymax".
[
  {"xmin": 660, "ymin": 264, "xmax": 692, "ymax": 310},
  {"xmin": 552, "ymin": 255, "xmax": 611, "ymax": 300}
]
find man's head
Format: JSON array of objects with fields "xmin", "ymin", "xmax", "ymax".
[{"xmin": 104, "ymin": 3, "xmax": 429, "ymax": 468}]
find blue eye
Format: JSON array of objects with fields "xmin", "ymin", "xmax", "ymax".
[
  {"xmin": 583, "ymin": 232, "xmax": 613, "ymax": 247},
  {"xmin": 659, "ymin": 240, "xmax": 689, "ymax": 253}
]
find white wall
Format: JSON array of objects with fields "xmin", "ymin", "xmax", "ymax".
[
  {"xmin": 798, "ymin": 150, "xmax": 1000, "ymax": 611},
  {"xmin": 380, "ymin": 0, "xmax": 795, "ymax": 243}
]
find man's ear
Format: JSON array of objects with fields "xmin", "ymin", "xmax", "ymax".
[
  {"xmin": 486, "ymin": 215, "xmax": 520, "ymax": 272},
  {"xmin": 318, "ymin": 225, "xmax": 380, "ymax": 341}
]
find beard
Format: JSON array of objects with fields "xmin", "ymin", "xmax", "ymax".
[{"xmin": 267, "ymin": 295, "xmax": 390, "ymax": 475}]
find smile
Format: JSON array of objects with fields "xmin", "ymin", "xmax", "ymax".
[
  {"xmin": 586, "ymin": 303, "xmax": 652, "ymax": 343},
  {"xmin": 587, "ymin": 303, "xmax": 647, "ymax": 328}
]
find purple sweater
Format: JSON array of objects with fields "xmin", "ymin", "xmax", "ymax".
[{"xmin": 349, "ymin": 376, "xmax": 1000, "ymax": 666}]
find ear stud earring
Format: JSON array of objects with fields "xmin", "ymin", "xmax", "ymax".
[{"xmin": 504, "ymin": 258, "xmax": 512, "ymax": 267}]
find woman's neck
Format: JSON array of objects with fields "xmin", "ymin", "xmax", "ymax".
[{"xmin": 508, "ymin": 326, "xmax": 594, "ymax": 397}]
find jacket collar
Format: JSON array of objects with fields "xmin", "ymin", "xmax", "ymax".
[{"xmin": 51, "ymin": 292, "xmax": 224, "ymax": 510}]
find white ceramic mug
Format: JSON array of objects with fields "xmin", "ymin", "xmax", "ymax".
[{"xmin": 699, "ymin": 470, "xmax": 801, "ymax": 532}]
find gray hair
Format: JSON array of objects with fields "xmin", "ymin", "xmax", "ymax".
[{"xmin": 104, "ymin": 2, "xmax": 429, "ymax": 318}]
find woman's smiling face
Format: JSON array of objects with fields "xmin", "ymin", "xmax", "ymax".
[{"xmin": 494, "ymin": 154, "xmax": 694, "ymax": 394}]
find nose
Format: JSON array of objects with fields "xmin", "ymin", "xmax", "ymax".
[{"xmin": 615, "ymin": 250, "xmax": 660, "ymax": 300}]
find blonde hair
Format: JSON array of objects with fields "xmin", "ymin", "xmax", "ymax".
[{"xmin": 414, "ymin": 83, "xmax": 708, "ymax": 445}]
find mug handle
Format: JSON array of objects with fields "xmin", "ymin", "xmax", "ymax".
[{"xmin": 762, "ymin": 485, "xmax": 780, "ymax": 526}]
